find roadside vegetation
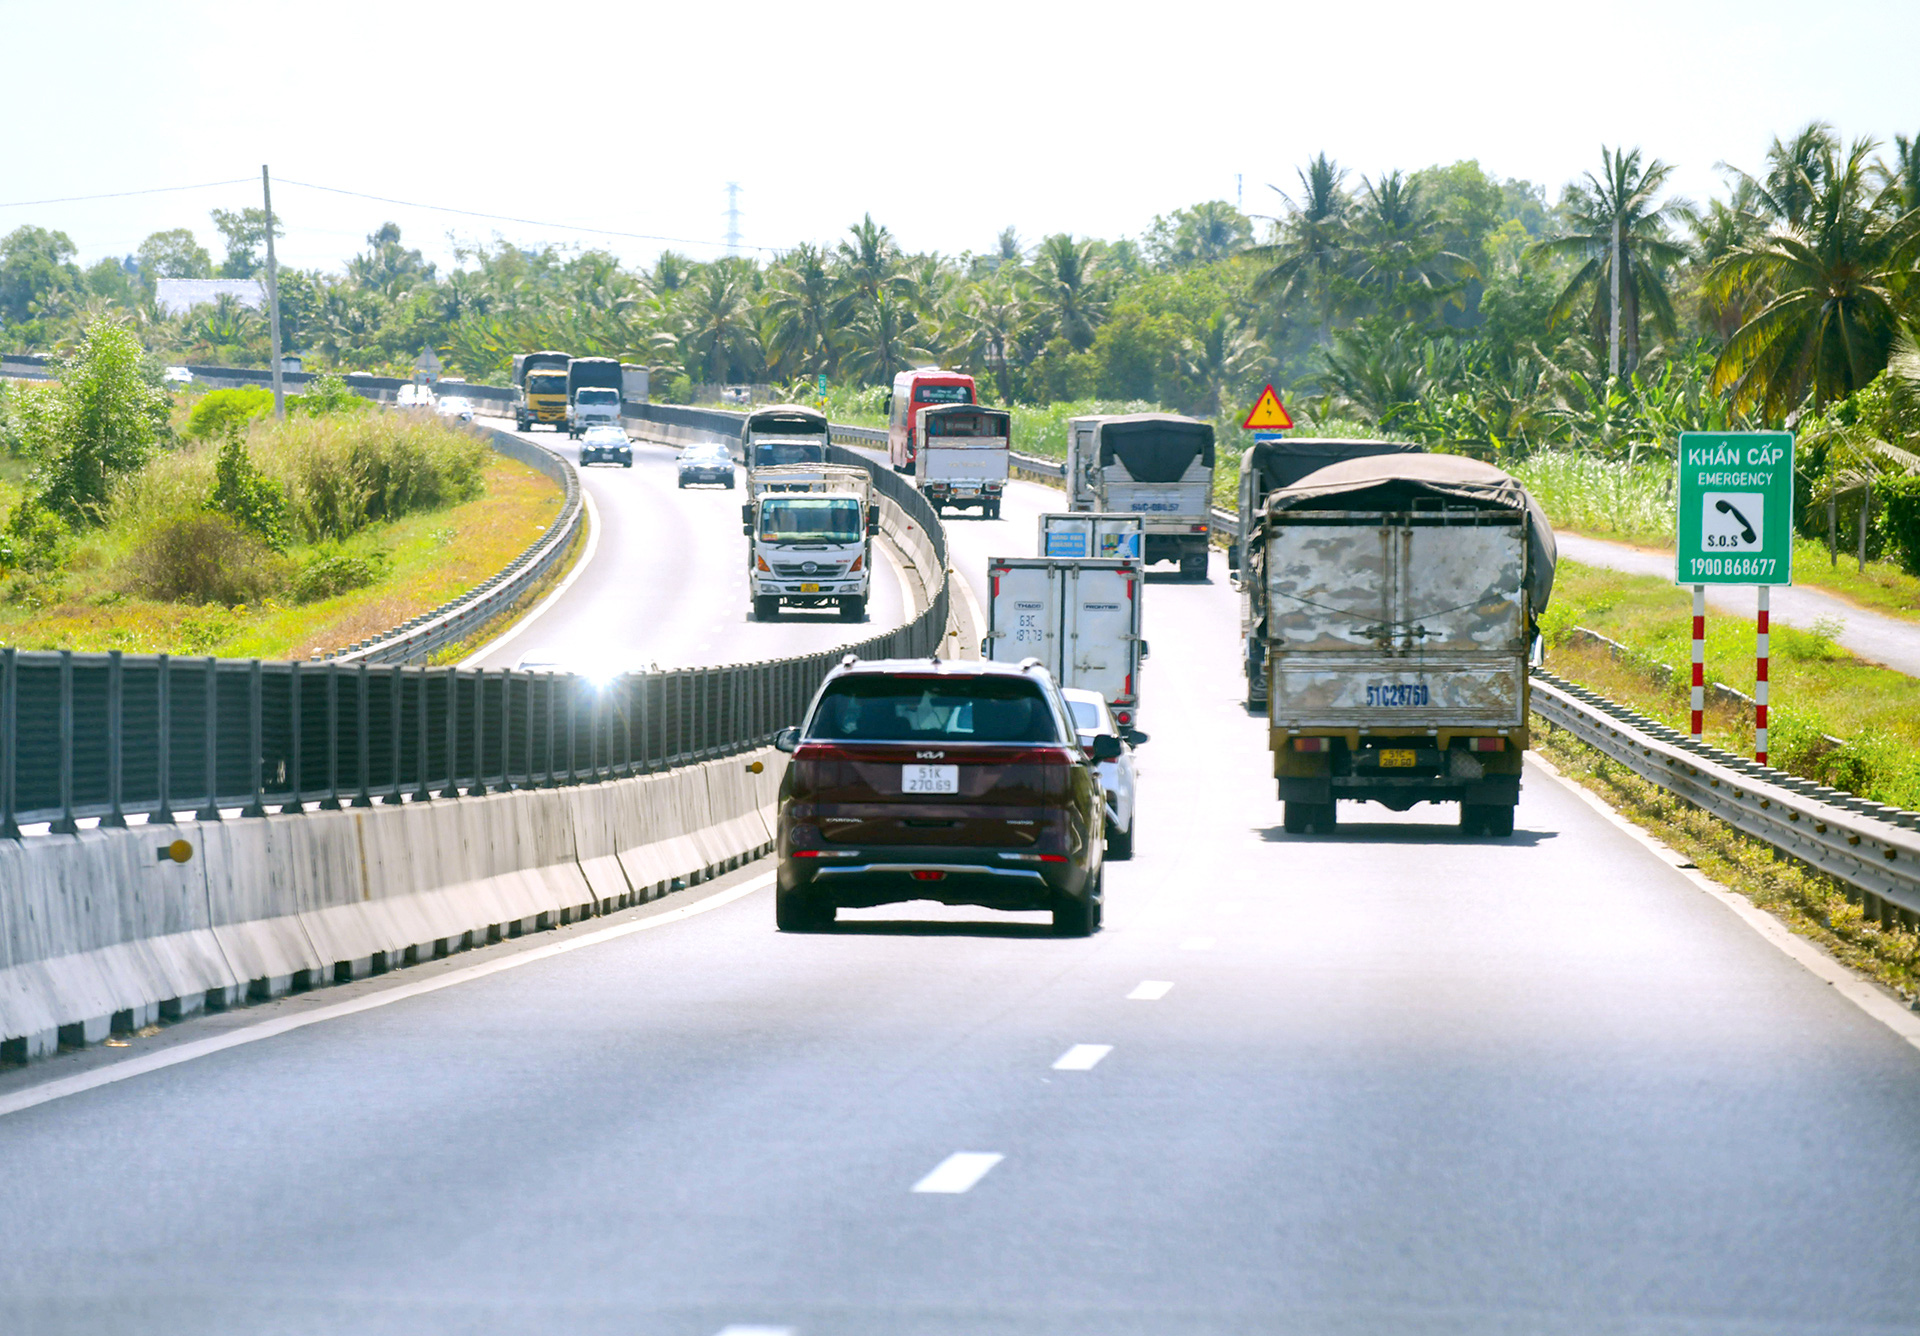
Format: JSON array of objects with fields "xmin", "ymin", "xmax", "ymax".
[{"xmin": 0, "ymin": 323, "xmax": 560, "ymax": 657}]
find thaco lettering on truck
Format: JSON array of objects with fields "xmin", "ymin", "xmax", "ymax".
[{"xmin": 888, "ymin": 366, "xmax": 976, "ymax": 472}]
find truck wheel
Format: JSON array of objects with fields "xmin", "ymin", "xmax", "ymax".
[
  {"xmin": 753, "ymin": 596, "xmax": 780, "ymax": 621},
  {"xmin": 1283, "ymin": 801, "xmax": 1335, "ymax": 834},
  {"xmin": 986, "ymin": 500, "xmax": 1001, "ymax": 520},
  {"xmin": 1180, "ymin": 553, "xmax": 1209, "ymax": 580},
  {"xmin": 1461, "ymin": 803, "xmax": 1516, "ymax": 837},
  {"xmin": 1106, "ymin": 815, "xmax": 1133, "ymax": 861},
  {"xmin": 776, "ymin": 888, "xmax": 834, "ymax": 932},
  {"xmin": 838, "ymin": 595, "xmax": 866, "ymax": 622}
]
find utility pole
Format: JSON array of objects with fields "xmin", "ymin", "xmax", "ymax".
[
  {"xmin": 724, "ymin": 182, "xmax": 742, "ymax": 257},
  {"xmin": 1236, "ymin": 173, "xmax": 1242, "ymax": 210},
  {"xmin": 1608, "ymin": 214, "xmax": 1622, "ymax": 380},
  {"xmin": 262, "ymin": 164, "xmax": 285, "ymax": 420}
]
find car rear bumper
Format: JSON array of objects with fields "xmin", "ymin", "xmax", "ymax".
[{"xmin": 778, "ymin": 842, "xmax": 1095, "ymax": 910}]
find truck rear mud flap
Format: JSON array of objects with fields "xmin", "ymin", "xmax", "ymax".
[{"xmin": 1281, "ymin": 775, "xmax": 1519, "ymax": 812}]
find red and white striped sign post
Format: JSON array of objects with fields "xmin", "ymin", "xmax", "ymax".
[
  {"xmin": 1690, "ymin": 585, "xmax": 1706, "ymax": 740},
  {"xmin": 1754, "ymin": 587, "xmax": 1770, "ymax": 763}
]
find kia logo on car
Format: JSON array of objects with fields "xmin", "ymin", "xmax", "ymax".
[{"xmin": 916, "ymin": 750, "xmax": 945, "ymax": 760}]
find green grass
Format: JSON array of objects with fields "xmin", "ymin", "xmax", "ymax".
[{"xmin": 1540, "ymin": 559, "xmax": 1920, "ymax": 808}]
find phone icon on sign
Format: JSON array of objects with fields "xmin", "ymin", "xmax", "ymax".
[{"xmin": 1702, "ymin": 492, "xmax": 1764, "ymax": 549}]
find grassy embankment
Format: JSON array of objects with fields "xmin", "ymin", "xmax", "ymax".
[{"xmin": 0, "ymin": 413, "xmax": 563, "ymax": 660}]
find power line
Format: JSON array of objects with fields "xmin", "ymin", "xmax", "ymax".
[
  {"xmin": 0, "ymin": 178, "xmax": 254, "ymax": 209},
  {"xmin": 274, "ymin": 176, "xmax": 776, "ymax": 253}
]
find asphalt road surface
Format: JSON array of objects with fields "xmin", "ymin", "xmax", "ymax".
[
  {"xmin": 3, "ymin": 475, "xmax": 1919, "ymax": 1334},
  {"xmin": 467, "ymin": 423, "xmax": 911, "ymax": 672}
]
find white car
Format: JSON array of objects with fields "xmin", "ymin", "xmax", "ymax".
[
  {"xmin": 434, "ymin": 395, "xmax": 475, "ymax": 422},
  {"xmin": 1062, "ymin": 686, "xmax": 1137, "ymax": 860},
  {"xmin": 162, "ymin": 365, "xmax": 193, "ymax": 386},
  {"xmin": 394, "ymin": 383, "xmax": 435, "ymax": 409}
]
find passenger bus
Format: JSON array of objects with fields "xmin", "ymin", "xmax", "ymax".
[{"xmin": 887, "ymin": 367, "xmax": 976, "ymax": 472}]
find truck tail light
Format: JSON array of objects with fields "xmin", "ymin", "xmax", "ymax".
[
  {"xmin": 1469, "ymin": 737, "xmax": 1505, "ymax": 752},
  {"xmin": 1292, "ymin": 737, "xmax": 1330, "ymax": 752},
  {"xmin": 1115, "ymin": 709, "xmax": 1132, "ymax": 726},
  {"xmin": 1191, "ymin": 524, "xmax": 1208, "ymax": 534}
]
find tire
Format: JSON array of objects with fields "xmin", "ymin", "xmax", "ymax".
[
  {"xmin": 776, "ymin": 887, "xmax": 834, "ymax": 932},
  {"xmin": 725, "ymin": 476, "xmax": 735, "ymax": 489},
  {"xmin": 753, "ymin": 595, "xmax": 780, "ymax": 621},
  {"xmin": 677, "ymin": 476, "xmax": 687, "ymax": 488},
  {"xmin": 838, "ymin": 595, "xmax": 865, "ymax": 621},
  {"xmin": 1461, "ymin": 803, "xmax": 1515, "ymax": 837},
  {"xmin": 1106, "ymin": 815, "xmax": 1133, "ymax": 861},
  {"xmin": 1052, "ymin": 885, "xmax": 1097, "ymax": 937},
  {"xmin": 1283, "ymin": 800, "xmax": 1335, "ymax": 834},
  {"xmin": 1180, "ymin": 553, "xmax": 1209, "ymax": 580}
]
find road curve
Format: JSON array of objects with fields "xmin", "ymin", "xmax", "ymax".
[{"xmin": 3, "ymin": 467, "xmax": 1917, "ymax": 1333}]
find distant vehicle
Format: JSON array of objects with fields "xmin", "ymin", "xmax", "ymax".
[
  {"xmin": 771, "ymin": 657, "xmax": 1114, "ymax": 935},
  {"xmin": 1066, "ymin": 414, "xmax": 1216, "ymax": 578},
  {"xmin": 678, "ymin": 442, "xmax": 734, "ymax": 489},
  {"xmin": 742, "ymin": 464, "xmax": 876, "ymax": 621},
  {"xmin": 1062, "ymin": 686, "xmax": 1137, "ymax": 861},
  {"xmin": 986, "ymin": 556, "xmax": 1145, "ymax": 733},
  {"xmin": 394, "ymin": 382, "xmax": 436, "ymax": 409},
  {"xmin": 913, "ymin": 402, "xmax": 1008, "ymax": 517},
  {"xmin": 512, "ymin": 351, "xmax": 570, "ymax": 432},
  {"xmin": 162, "ymin": 365, "xmax": 193, "ymax": 386},
  {"xmin": 720, "ymin": 385, "xmax": 753, "ymax": 405},
  {"xmin": 434, "ymin": 395, "xmax": 475, "ymax": 422},
  {"xmin": 1242, "ymin": 452, "xmax": 1554, "ymax": 837},
  {"xmin": 887, "ymin": 366, "xmax": 975, "ymax": 472},
  {"xmin": 566, "ymin": 357, "xmax": 624, "ymax": 438},
  {"xmin": 578, "ymin": 424, "xmax": 632, "ymax": 467},
  {"xmin": 740, "ymin": 404, "xmax": 831, "ymax": 474}
]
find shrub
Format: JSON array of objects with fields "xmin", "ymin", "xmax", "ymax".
[
  {"xmin": 186, "ymin": 386, "xmax": 275, "ymax": 440},
  {"xmin": 207, "ymin": 424, "xmax": 290, "ymax": 550},
  {"xmin": 25, "ymin": 320, "xmax": 171, "ymax": 524},
  {"xmin": 261, "ymin": 414, "xmax": 487, "ymax": 541},
  {"xmin": 291, "ymin": 372, "xmax": 368, "ymax": 418},
  {"xmin": 125, "ymin": 511, "xmax": 288, "ymax": 605},
  {"xmin": 1874, "ymin": 474, "xmax": 1920, "ymax": 575},
  {"xmin": 289, "ymin": 549, "xmax": 388, "ymax": 603},
  {"xmin": 0, "ymin": 495, "xmax": 70, "ymax": 574}
]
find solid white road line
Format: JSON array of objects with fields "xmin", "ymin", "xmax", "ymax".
[
  {"xmin": 715, "ymin": 1327, "xmax": 795, "ymax": 1336},
  {"xmin": 1126, "ymin": 980, "xmax": 1174, "ymax": 1001},
  {"xmin": 912, "ymin": 1152, "xmax": 1004, "ymax": 1194},
  {"xmin": 0, "ymin": 873, "xmax": 775, "ymax": 1120},
  {"xmin": 460, "ymin": 485, "xmax": 603, "ymax": 667},
  {"xmin": 1051, "ymin": 1044, "xmax": 1113, "ymax": 1071},
  {"xmin": 1180, "ymin": 936, "xmax": 1216, "ymax": 950}
]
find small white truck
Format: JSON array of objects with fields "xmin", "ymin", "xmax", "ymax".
[
  {"xmin": 1066, "ymin": 413, "xmax": 1215, "ymax": 578},
  {"xmin": 914, "ymin": 403, "xmax": 1009, "ymax": 517},
  {"xmin": 741, "ymin": 464, "xmax": 878, "ymax": 622},
  {"xmin": 741, "ymin": 404, "xmax": 832, "ymax": 474},
  {"xmin": 985, "ymin": 556, "xmax": 1146, "ymax": 734}
]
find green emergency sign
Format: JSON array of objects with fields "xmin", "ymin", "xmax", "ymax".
[{"xmin": 1675, "ymin": 431, "xmax": 1794, "ymax": 586}]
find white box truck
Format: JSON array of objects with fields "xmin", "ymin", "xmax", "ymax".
[
  {"xmin": 986, "ymin": 557, "xmax": 1146, "ymax": 733},
  {"xmin": 742, "ymin": 464, "xmax": 878, "ymax": 622},
  {"xmin": 914, "ymin": 403, "xmax": 1009, "ymax": 516},
  {"xmin": 1038, "ymin": 512, "xmax": 1143, "ymax": 563},
  {"xmin": 1066, "ymin": 414, "xmax": 1214, "ymax": 578}
]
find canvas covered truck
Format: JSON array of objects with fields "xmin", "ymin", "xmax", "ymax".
[
  {"xmin": 566, "ymin": 357, "xmax": 624, "ymax": 437},
  {"xmin": 513, "ymin": 351, "xmax": 570, "ymax": 432},
  {"xmin": 914, "ymin": 402, "xmax": 1009, "ymax": 516},
  {"xmin": 1066, "ymin": 414, "xmax": 1215, "ymax": 578},
  {"xmin": 1244, "ymin": 454, "xmax": 1556, "ymax": 838},
  {"xmin": 742, "ymin": 464, "xmax": 878, "ymax": 621},
  {"xmin": 985, "ymin": 557, "xmax": 1146, "ymax": 735},
  {"xmin": 741, "ymin": 404, "xmax": 832, "ymax": 474}
]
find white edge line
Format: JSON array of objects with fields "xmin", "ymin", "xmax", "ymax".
[
  {"xmin": 911, "ymin": 1151, "xmax": 1004, "ymax": 1193},
  {"xmin": 0, "ymin": 873, "xmax": 774, "ymax": 1119},
  {"xmin": 947, "ymin": 547, "xmax": 987, "ymax": 659},
  {"xmin": 460, "ymin": 479, "xmax": 602, "ymax": 667},
  {"xmin": 1528, "ymin": 752, "xmax": 1920, "ymax": 1053}
]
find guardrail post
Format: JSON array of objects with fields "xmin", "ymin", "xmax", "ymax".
[
  {"xmin": 0, "ymin": 648, "xmax": 17, "ymax": 839},
  {"xmin": 243, "ymin": 659, "xmax": 266, "ymax": 818},
  {"xmin": 442, "ymin": 666, "xmax": 460, "ymax": 798},
  {"xmin": 321, "ymin": 662, "xmax": 341, "ymax": 810},
  {"xmin": 353, "ymin": 661, "xmax": 372, "ymax": 808},
  {"xmin": 496, "ymin": 665, "xmax": 512, "ymax": 791},
  {"xmin": 195, "ymin": 656, "xmax": 221, "ymax": 822},
  {"xmin": 283, "ymin": 659, "xmax": 304, "ymax": 814},
  {"xmin": 524, "ymin": 670, "xmax": 538, "ymax": 788},
  {"xmin": 470, "ymin": 667, "xmax": 489, "ymax": 796},
  {"xmin": 102, "ymin": 651, "xmax": 126, "ymax": 828},
  {"xmin": 544, "ymin": 672, "xmax": 558, "ymax": 786},
  {"xmin": 413, "ymin": 665, "xmax": 433, "ymax": 802},
  {"xmin": 388, "ymin": 664, "xmax": 404, "ymax": 804},
  {"xmin": 155, "ymin": 653, "xmax": 173, "ymax": 824},
  {"xmin": 564, "ymin": 675, "xmax": 579, "ymax": 784},
  {"xmin": 50, "ymin": 651, "xmax": 77, "ymax": 835}
]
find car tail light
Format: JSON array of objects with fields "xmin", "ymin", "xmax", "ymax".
[
  {"xmin": 911, "ymin": 870, "xmax": 947, "ymax": 881},
  {"xmin": 1293, "ymin": 737, "xmax": 1330, "ymax": 752},
  {"xmin": 1469, "ymin": 737, "xmax": 1505, "ymax": 752},
  {"xmin": 756, "ymin": 555, "xmax": 770, "ymax": 572},
  {"xmin": 999, "ymin": 852, "xmax": 1067, "ymax": 863}
]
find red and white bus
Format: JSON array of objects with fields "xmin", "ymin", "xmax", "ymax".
[{"xmin": 887, "ymin": 366, "xmax": 977, "ymax": 472}]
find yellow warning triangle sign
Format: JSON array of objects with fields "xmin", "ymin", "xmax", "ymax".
[{"xmin": 1242, "ymin": 384, "xmax": 1295, "ymax": 430}]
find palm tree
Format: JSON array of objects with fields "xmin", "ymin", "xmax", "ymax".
[
  {"xmin": 762, "ymin": 243, "xmax": 839, "ymax": 377},
  {"xmin": 840, "ymin": 290, "xmax": 928, "ymax": 386},
  {"xmin": 1343, "ymin": 171, "xmax": 1476, "ymax": 323},
  {"xmin": 1247, "ymin": 153, "xmax": 1353, "ymax": 322},
  {"xmin": 1176, "ymin": 313, "xmax": 1265, "ymax": 415},
  {"xmin": 679, "ymin": 264, "xmax": 763, "ymax": 385},
  {"xmin": 1720, "ymin": 122, "xmax": 1838, "ymax": 229},
  {"xmin": 1030, "ymin": 234, "xmax": 1104, "ymax": 351},
  {"xmin": 837, "ymin": 215, "xmax": 907, "ymax": 303},
  {"xmin": 1528, "ymin": 146, "xmax": 1690, "ymax": 376},
  {"xmin": 1707, "ymin": 137, "xmax": 1920, "ymax": 417},
  {"xmin": 954, "ymin": 274, "xmax": 1028, "ymax": 404}
]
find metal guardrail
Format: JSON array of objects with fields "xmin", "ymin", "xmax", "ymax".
[{"xmin": 1530, "ymin": 669, "xmax": 1920, "ymax": 917}]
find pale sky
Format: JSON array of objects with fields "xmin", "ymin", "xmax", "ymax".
[{"xmin": 3, "ymin": 0, "xmax": 1916, "ymax": 277}]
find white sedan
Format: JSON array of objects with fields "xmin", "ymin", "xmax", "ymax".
[{"xmin": 1062, "ymin": 686, "xmax": 1137, "ymax": 860}]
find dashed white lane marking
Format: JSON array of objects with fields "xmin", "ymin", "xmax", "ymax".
[
  {"xmin": 1052, "ymin": 1044, "xmax": 1112, "ymax": 1071},
  {"xmin": 1181, "ymin": 936, "xmax": 1216, "ymax": 950},
  {"xmin": 912, "ymin": 1152, "xmax": 1004, "ymax": 1194},
  {"xmin": 1127, "ymin": 980, "xmax": 1174, "ymax": 1001},
  {"xmin": 0, "ymin": 875, "xmax": 775, "ymax": 1120},
  {"xmin": 715, "ymin": 1327, "xmax": 794, "ymax": 1336}
]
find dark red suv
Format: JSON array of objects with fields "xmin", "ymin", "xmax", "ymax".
[{"xmin": 772, "ymin": 657, "xmax": 1117, "ymax": 935}]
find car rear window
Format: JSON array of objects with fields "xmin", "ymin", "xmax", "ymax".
[
  {"xmin": 807, "ymin": 676, "xmax": 1063, "ymax": 744},
  {"xmin": 1066, "ymin": 699, "xmax": 1104, "ymax": 732}
]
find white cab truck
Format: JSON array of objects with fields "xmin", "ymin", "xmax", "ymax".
[
  {"xmin": 1242, "ymin": 453, "xmax": 1556, "ymax": 838},
  {"xmin": 741, "ymin": 404, "xmax": 832, "ymax": 475},
  {"xmin": 565, "ymin": 356, "xmax": 624, "ymax": 438},
  {"xmin": 741, "ymin": 464, "xmax": 878, "ymax": 622},
  {"xmin": 985, "ymin": 557, "xmax": 1146, "ymax": 734},
  {"xmin": 1067, "ymin": 413, "xmax": 1215, "ymax": 578},
  {"xmin": 1038, "ymin": 512, "xmax": 1144, "ymax": 563},
  {"xmin": 914, "ymin": 403, "xmax": 1009, "ymax": 516}
]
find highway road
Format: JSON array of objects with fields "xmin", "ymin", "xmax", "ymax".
[
  {"xmin": 3, "ymin": 472, "xmax": 1919, "ymax": 1333},
  {"xmin": 466, "ymin": 423, "xmax": 912, "ymax": 672}
]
